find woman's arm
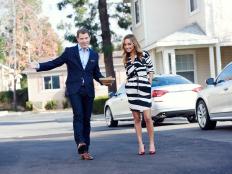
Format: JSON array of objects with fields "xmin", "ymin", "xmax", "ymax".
[
  {"xmin": 144, "ymin": 51, "xmax": 154, "ymax": 84},
  {"xmin": 148, "ymin": 72, "xmax": 153, "ymax": 84}
]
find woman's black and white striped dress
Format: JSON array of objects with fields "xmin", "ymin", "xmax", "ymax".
[{"xmin": 125, "ymin": 51, "xmax": 154, "ymax": 112}]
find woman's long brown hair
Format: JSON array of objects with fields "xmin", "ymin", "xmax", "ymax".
[{"xmin": 122, "ymin": 34, "xmax": 143, "ymax": 65}]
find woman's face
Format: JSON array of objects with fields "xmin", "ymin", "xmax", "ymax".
[{"xmin": 123, "ymin": 38, "xmax": 135, "ymax": 53}]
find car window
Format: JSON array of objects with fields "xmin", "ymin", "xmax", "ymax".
[
  {"xmin": 216, "ymin": 64, "xmax": 232, "ymax": 84},
  {"xmin": 116, "ymin": 84, "xmax": 125, "ymax": 95},
  {"xmin": 151, "ymin": 76, "xmax": 192, "ymax": 87}
]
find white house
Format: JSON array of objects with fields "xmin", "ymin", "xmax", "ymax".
[
  {"xmin": 125, "ymin": 0, "xmax": 232, "ymax": 85},
  {"xmin": 0, "ymin": 63, "xmax": 21, "ymax": 92}
]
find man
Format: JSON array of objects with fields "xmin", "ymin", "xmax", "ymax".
[{"xmin": 29, "ymin": 28, "xmax": 111, "ymax": 160}]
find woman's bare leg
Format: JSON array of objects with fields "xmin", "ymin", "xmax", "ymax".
[
  {"xmin": 132, "ymin": 111, "xmax": 144, "ymax": 153},
  {"xmin": 143, "ymin": 109, "xmax": 155, "ymax": 152}
]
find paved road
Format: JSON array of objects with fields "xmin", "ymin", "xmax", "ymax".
[{"xmin": 0, "ymin": 111, "xmax": 232, "ymax": 174}]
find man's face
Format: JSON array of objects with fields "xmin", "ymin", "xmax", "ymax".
[{"xmin": 77, "ymin": 33, "xmax": 90, "ymax": 49}]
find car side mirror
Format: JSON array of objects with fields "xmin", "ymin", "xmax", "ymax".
[
  {"xmin": 108, "ymin": 92, "xmax": 116, "ymax": 98},
  {"xmin": 206, "ymin": 78, "xmax": 215, "ymax": 85}
]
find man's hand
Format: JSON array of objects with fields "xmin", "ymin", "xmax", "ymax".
[
  {"xmin": 102, "ymin": 81, "xmax": 113, "ymax": 86},
  {"xmin": 26, "ymin": 61, "xmax": 39, "ymax": 69},
  {"xmin": 99, "ymin": 76, "xmax": 115, "ymax": 86}
]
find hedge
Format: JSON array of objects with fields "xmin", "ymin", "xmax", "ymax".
[
  {"xmin": 92, "ymin": 96, "xmax": 109, "ymax": 114},
  {"xmin": 0, "ymin": 88, "xmax": 28, "ymax": 110}
]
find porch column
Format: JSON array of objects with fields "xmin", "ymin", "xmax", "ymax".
[
  {"xmin": 209, "ymin": 46, "xmax": 216, "ymax": 78},
  {"xmin": 162, "ymin": 49, "xmax": 176, "ymax": 74},
  {"xmin": 149, "ymin": 49, "xmax": 156, "ymax": 74},
  {"xmin": 216, "ymin": 44, "xmax": 222, "ymax": 75},
  {"xmin": 170, "ymin": 50, "xmax": 176, "ymax": 75},
  {"xmin": 162, "ymin": 50, "xmax": 170, "ymax": 74}
]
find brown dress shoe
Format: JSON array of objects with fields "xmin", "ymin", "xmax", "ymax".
[
  {"xmin": 77, "ymin": 143, "xmax": 86, "ymax": 154},
  {"xmin": 80, "ymin": 152, "xmax": 94, "ymax": 160}
]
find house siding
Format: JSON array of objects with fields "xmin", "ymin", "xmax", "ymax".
[{"xmin": 195, "ymin": 48, "xmax": 211, "ymax": 86}]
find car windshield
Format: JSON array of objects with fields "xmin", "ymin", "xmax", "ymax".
[{"xmin": 151, "ymin": 76, "xmax": 192, "ymax": 87}]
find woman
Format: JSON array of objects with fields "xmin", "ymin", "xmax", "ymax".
[{"xmin": 122, "ymin": 34, "xmax": 156, "ymax": 155}]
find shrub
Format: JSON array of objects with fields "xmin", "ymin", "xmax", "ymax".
[
  {"xmin": 16, "ymin": 88, "xmax": 28, "ymax": 107},
  {"xmin": 45, "ymin": 100, "xmax": 57, "ymax": 110},
  {"xmin": 92, "ymin": 96, "xmax": 109, "ymax": 114},
  {"xmin": 0, "ymin": 91, "xmax": 13, "ymax": 103},
  {"xmin": 0, "ymin": 88, "xmax": 28, "ymax": 110},
  {"xmin": 25, "ymin": 101, "xmax": 33, "ymax": 111},
  {"xmin": 62, "ymin": 99, "xmax": 70, "ymax": 109}
]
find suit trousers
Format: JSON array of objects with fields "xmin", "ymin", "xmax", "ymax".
[{"xmin": 68, "ymin": 86, "xmax": 94, "ymax": 151}]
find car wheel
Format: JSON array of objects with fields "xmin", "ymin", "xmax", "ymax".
[
  {"xmin": 196, "ymin": 100, "xmax": 217, "ymax": 130},
  {"xmin": 105, "ymin": 107, "xmax": 118, "ymax": 127},
  {"xmin": 187, "ymin": 115, "xmax": 197, "ymax": 123},
  {"xmin": 154, "ymin": 117, "xmax": 165, "ymax": 124}
]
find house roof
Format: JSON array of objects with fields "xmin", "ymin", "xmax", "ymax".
[
  {"xmin": 220, "ymin": 35, "xmax": 232, "ymax": 46},
  {"xmin": 0, "ymin": 63, "xmax": 22, "ymax": 78},
  {"xmin": 147, "ymin": 23, "xmax": 218, "ymax": 49},
  {"xmin": 0, "ymin": 63, "xmax": 13, "ymax": 72}
]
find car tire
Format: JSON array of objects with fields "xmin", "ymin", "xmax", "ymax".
[
  {"xmin": 187, "ymin": 115, "xmax": 197, "ymax": 123},
  {"xmin": 196, "ymin": 100, "xmax": 217, "ymax": 130},
  {"xmin": 154, "ymin": 117, "xmax": 165, "ymax": 124},
  {"xmin": 105, "ymin": 107, "xmax": 118, "ymax": 127}
]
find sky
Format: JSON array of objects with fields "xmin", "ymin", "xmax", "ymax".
[
  {"xmin": 41, "ymin": 0, "xmax": 76, "ymax": 47},
  {"xmin": 41, "ymin": 0, "xmax": 131, "ymax": 48}
]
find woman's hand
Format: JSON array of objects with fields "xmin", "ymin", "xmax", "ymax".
[{"xmin": 148, "ymin": 72, "xmax": 153, "ymax": 84}]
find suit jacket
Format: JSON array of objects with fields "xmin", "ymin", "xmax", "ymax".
[{"xmin": 37, "ymin": 45, "xmax": 103, "ymax": 97}]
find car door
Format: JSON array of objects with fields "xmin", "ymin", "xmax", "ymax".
[
  {"xmin": 208, "ymin": 64, "xmax": 232, "ymax": 115},
  {"xmin": 110, "ymin": 84, "xmax": 130, "ymax": 119},
  {"xmin": 217, "ymin": 64, "xmax": 232, "ymax": 115}
]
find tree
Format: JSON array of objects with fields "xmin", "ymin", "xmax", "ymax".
[
  {"xmin": 57, "ymin": 0, "xmax": 131, "ymax": 92},
  {"xmin": 98, "ymin": 0, "xmax": 115, "ymax": 92},
  {"xmin": 0, "ymin": 37, "xmax": 5, "ymax": 63},
  {"xmin": 0, "ymin": 0, "xmax": 63, "ymax": 110},
  {"xmin": 1, "ymin": 0, "xmax": 62, "ymax": 70}
]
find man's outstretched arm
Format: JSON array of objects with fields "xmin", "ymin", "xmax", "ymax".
[{"xmin": 29, "ymin": 48, "xmax": 68, "ymax": 71}]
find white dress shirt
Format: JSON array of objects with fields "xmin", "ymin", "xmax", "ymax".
[{"xmin": 78, "ymin": 44, "xmax": 90, "ymax": 69}]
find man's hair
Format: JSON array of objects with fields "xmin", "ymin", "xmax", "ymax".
[{"xmin": 76, "ymin": 28, "xmax": 90, "ymax": 38}]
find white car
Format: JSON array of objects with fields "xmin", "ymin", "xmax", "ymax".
[
  {"xmin": 104, "ymin": 74, "xmax": 202, "ymax": 127},
  {"xmin": 151, "ymin": 75, "xmax": 202, "ymax": 123},
  {"xmin": 196, "ymin": 62, "xmax": 232, "ymax": 130}
]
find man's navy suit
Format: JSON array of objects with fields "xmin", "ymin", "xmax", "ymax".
[{"xmin": 37, "ymin": 44, "xmax": 103, "ymax": 151}]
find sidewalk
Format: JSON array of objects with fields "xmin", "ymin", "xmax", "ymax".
[
  {"xmin": 0, "ymin": 109, "xmax": 72, "ymax": 117},
  {"xmin": 0, "ymin": 111, "xmax": 8, "ymax": 117},
  {"xmin": 0, "ymin": 110, "xmax": 105, "ymax": 140},
  {"xmin": 0, "ymin": 109, "xmax": 105, "ymax": 121}
]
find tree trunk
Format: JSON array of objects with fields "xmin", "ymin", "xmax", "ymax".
[{"xmin": 98, "ymin": 0, "xmax": 117, "ymax": 93}]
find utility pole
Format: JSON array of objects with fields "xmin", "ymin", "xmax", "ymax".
[{"xmin": 12, "ymin": 0, "xmax": 17, "ymax": 111}]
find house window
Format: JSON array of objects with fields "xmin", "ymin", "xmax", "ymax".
[
  {"xmin": 134, "ymin": 0, "xmax": 141, "ymax": 25},
  {"xmin": 189, "ymin": 0, "xmax": 198, "ymax": 13},
  {"xmin": 44, "ymin": 75, "xmax": 60, "ymax": 90},
  {"xmin": 176, "ymin": 54, "xmax": 195, "ymax": 82}
]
